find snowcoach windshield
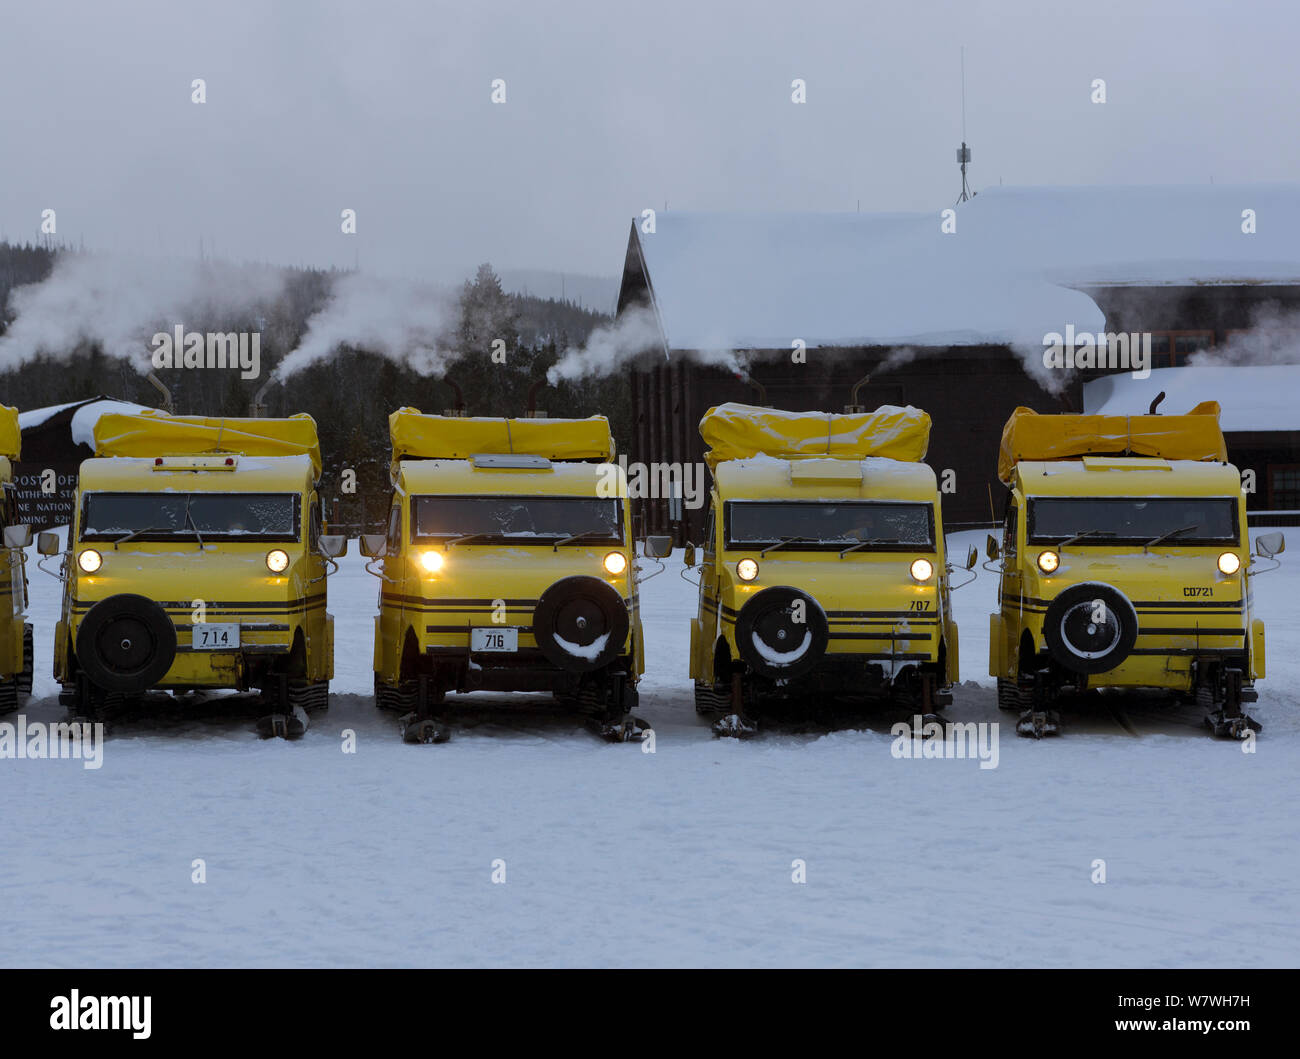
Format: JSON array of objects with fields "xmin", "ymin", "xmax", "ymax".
[
  {"xmin": 412, "ymin": 495, "xmax": 624, "ymax": 545},
  {"xmin": 81, "ymin": 492, "xmax": 300, "ymax": 542},
  {"xmin": 1027, "ymin": 497, "xmax": 1238, "ymax": 545},
  {"xmin": 724, "ymin": 500, "xmax": 934, "ymax": 551}
]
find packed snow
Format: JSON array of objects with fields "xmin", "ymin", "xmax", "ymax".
[{"xmin": 2, "ymin": 527, "xmax": 1298, "ymax": 968}]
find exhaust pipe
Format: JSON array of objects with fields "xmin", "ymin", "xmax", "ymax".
[
  {"xmin": 845, "ymin": 373, "xmax": 871, "ymax": 413},
  {"xmin": 734, "ymin": 369, "xmax": 768, "ymax": 407},
  {"xmin": 443, "ymin": 377, "xmax": 468, "ymax": 417},
  {"xmin": 1148, "ymin": 391, "xmax": 1166, "ymax": 415},
  {"xmin": 146, "ymin": 372, "xmax": 174, "ymax": 414},
  {"xmin": 249, "ymin": 376, "xmax": 278, "ymax": 418},
  {"xmin": 524, "ymin": 379, "xmax": 547, "ymax": 419}
]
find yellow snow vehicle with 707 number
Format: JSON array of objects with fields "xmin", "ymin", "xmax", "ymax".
[{"xmin": 686, "ymin": 403, "xmax": 974, "ymax": 737}]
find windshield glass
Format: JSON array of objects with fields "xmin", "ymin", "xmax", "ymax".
[
  {"xmin": 1027, "ymin": 497, "xmax": 1238, "ymax": 544},
  {"xmin": 725, "ymin": 500, "xmax": 934, "ymax": 550},
  {"xmin": 81, "ymin": 492, "xmax": 300, "ymax": 542},
  {"xmin": 412, "ymin": 495, "xmax": 624, "ymax": 544}
]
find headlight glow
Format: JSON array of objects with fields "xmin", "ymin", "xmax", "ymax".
[
  {"xmin": 603, "ymin": 551, "xmax": 628, "ymax": 575},
  {"xmin": 420, "ymin": 550, "xmax": 444, "ymax": 573},
  {"xmin": 1037, "ymin": 549, "xmax": 1060, "ymax": 574},
  {"xmin": 909, "ymin": 557, "xmax": 934, "ymax": 582},
  {"xmin": 266, "ymin": 549, "xmax": 290, "ymax": 573},
  {"xmin": 1217, "ymin": 551, "xmax": 1241, "ymax": 575},
  {"xmin": 736, "ymin": 557, "xmax": 759, "ymax": 582},
  {"xmin": 78, "ymin": 549, "xmax": 102, "ymax": 573}
]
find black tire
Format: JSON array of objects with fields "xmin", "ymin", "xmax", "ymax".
[
  {"xmin": 74, "ymin": 594, "xmax": 177, "ymax": 694},
  {"xmin": 734, "ymin": 586, "xmax": 828, "ymax": 680},
  {"xmin": 1042, "ymin": 582, "xmax": 1138, "ymax": 676},
  {"xmin": 16, "ymin": 622, "xmax": 33, "ymax": 698},
  {"xmin": 996, "ymin": 678, "xmax": 1024, "ymax": 712},
  {"xmin": 533, "ymin": 576, "xmax": 629, "ymax": 674}
]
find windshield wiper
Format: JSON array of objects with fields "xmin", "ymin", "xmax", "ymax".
[
  {"xmin": 838, "ymin": 537, "xmax": 892, "ymax": 558},
  {"xmin": 551, "ymin": 529, "xmax": 613, "ymax": 552},
  {"xmin": 1144, "ymin": 524, "xmax": 1198, "ymax": 551},
  {"xmin": 445, "ymin": 532, "xmax": 498, "ymax": 548},
  {"xmin": 1055, "ymin": 529, "xmax": 1116, "ymax": 548},
  {"xmin": 183, "ymin": 495, "xmax": 205, "ymax": 551},
  {"xmin": 112, "ymin": 525, "xmax": 161, "ymax": 548},
  {"xmin": 759, "ymin": 535, "xmax": 816, "ymax": 557}
]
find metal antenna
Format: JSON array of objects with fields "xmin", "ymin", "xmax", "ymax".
[{"xmin": 956, "ymin": 46, "xmax": 972, "ymax": 204}]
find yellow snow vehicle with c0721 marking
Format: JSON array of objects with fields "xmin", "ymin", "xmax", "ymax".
[
  {"xmin": 37, "ymin": 410, "xmax": 346, "ymax": 738},
  {"xmin": 685, "ymin": 403, "xmax": 974, "ymax": 738},
  {"xmin": 987, "ymin": 401, "xmax": 1283, "ymax": 739},
  {"xmin": 361, "ymin": 408, "xmax": 670, "ymax": 744},
  {"xmin": 0, "ymin": 405, "xmax": 34, "ymax": 715}
]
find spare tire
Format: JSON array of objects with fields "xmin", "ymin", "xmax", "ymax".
[
  {"xmin": 533, "ymin": 576, "xmax": 629, "ymax": 674},
  {"xmin": 735, "ymin": 586, "xmax": 828, "ymax": 680},
  {"xmin": 1042, "ymin": 582, "xmax": 1138, "ymax": 675},
  {"xmin": 75, "ymin": 594, "xmax": 178, "ymax": 694}
]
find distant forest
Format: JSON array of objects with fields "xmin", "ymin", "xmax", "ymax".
[{"xmin": 0, "ymin": 242, "xmax": 625, "ymax": 529}]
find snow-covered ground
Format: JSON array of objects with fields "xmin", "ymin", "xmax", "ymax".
[{"xmin": 2, "ymin": 528, "xmax": 1298, "ymax": 967}]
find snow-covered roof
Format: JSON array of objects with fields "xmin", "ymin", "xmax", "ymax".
[
  {"xmin": 18, "ymin": 398, "xmax": 155, "ymax": 449},
  {"xmin": 1083, "ymin": 365, "xmax": 1300, "ymax": 433},
  {"xmin": 626, "ymin": 184, "xmax": 1300, "ymax": 352}
]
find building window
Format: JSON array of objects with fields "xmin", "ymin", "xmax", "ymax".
[
  {"xmin": 1268, "ymin": 465, "xmax": 1300, "ymax": 511},
  {"xmin": 1146, "ymin": 330, "xmax": 1214, "ymax": 367}
]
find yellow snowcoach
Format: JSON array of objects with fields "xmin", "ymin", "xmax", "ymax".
[
  {"xmin": 37, "ymin": 411, "xmax": 345, "ymax": 738},
  {"xmin": 0, "ymin": 405, "xmax": 34, "ymax": 714},
  {"xmin": 361, "ymin": 408, "xmax": 669, "ymax": 744},
  {"xmin": 987, "ymin": 401, "xmax": 1282, "ymax": 739},
  {"xmin": 685, "ymin": 403, "xmax": 972, "ymax": 737}
]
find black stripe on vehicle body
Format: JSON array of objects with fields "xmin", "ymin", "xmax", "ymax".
[
  {"xmin": 1137, "ymin": 627, "xmax": 1246, "ymax": 637},
  {"xmin": 828, "ymin": 632, "xmax": 935, "ymax": 642},
  {"xmin": 174, "ymin": 623, "xmax": 292, "ymax": 633},
  {"xmin": 73, "ymin": 596, "xmax": 325, "ymax": 610},
  {"xmin": 824, "ymin": 648, "xmax": 934, "ymax": 660},
  {"xmin": 1127, "ymin": 648, "xmax": 1247, "ymax": 657},
  {"xmin": 1007, "ymin": 594, "xmax": 1243, "ymax": 611}
]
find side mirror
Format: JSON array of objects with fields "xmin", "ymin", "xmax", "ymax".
[
  {"xmin": 37, "ymin": 531, "xmax": 61, "ymax": 556},
  {"xmin": 644, "ymin": 535, "xmax": 672, "ymax": 559},
  {"xmin": 3, "ymin": 524, "xmax": 33, "ymax": 550},
  {"xmin": 985, "ymin": 533, "xmax": 1000, "ymax": 561},
  {"xmin": 1255, "ymin": 531, "xmax": 1286, "ymax": 559},
  {"xmin": 359, "ymin": 534, "xmax": 387, "ymax": 558},
  {"xmin": 318, "ymin": 534, "xmax": 347, "ymax": 559},
  {"xmin": 683, "ymin": 543, "xmax": 696, "ymax": 568},
  {"xmin": 965, "ymin": 544, "xmax": 977, "ymax": 570}
]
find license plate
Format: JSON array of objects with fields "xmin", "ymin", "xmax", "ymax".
[
  {"xmin": 471, "ymin": 627, "xmax": 518, "ymax": 653},
  {"xmin": 192, "ymin": 623, "xmax": 240, "ymax": 650}
]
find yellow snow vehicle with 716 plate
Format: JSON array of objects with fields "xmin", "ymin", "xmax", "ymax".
[
  {"xmin": 0, "ymin": 405, "xmax": 34, "ymax": 714},
  {"xmin": 362, "ymin": 408, "xmax": 669, "ymax": 744}
]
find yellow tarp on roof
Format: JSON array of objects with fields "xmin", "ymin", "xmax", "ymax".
[
  {"xmin": 0, "ymin": 405, "xmax": 19, "ymax": 460},
  {"xmin": 389, "ymin": 407, "xmax": 614, "ymax": 477},
  {"xmin": 699, "ymin": 402, "xmax": 931, "ymax": 469},
  {"xmin": 94, "ymin": 411, "xmax": 322, "ymax": 480},
  {"xmin": 997, "ymin": 402, "xmax": 1227, "ymax": 484}
]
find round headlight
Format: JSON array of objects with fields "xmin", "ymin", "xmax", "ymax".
[
  {"xmin": 266, "ymin": 549, "xmax": 290, "ymax": 573},
  {"xmin": 736, "ymin": 557, "xmax": 759, "ymax": 582},
  {"xmin": 420, "ymin": 550, "xmax": 444, "ymax": 573},
  {"xmin": 909, "ymin": 557, "xmax": 934, "ymax": 582},
  {"xmin": 1217, "ymin": 551, "xmax": 1241, "ymax": 575},
  {"xmin": 78, "ymin": 549, "xmax": 102, "ymax": 573},
  {"xmin": 603, "ymin": 551, "xmax": 628, "ymax": 575},
  {"xmin": 1037, "ymin": 549, "xmax": 1060, "ymax": 574}
]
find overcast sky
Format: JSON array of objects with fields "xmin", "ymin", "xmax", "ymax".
[{"xmin": 1, "ymin": 0, "xmax": 1294, "ymax": 284}]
